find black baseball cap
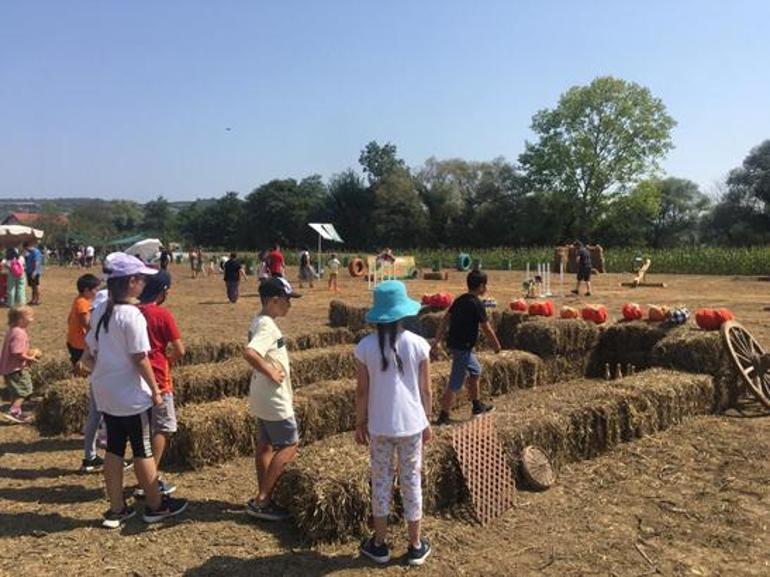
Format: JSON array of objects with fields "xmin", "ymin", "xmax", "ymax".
[
  {"xmin": 139, "ymin": 269, "xmax": 172, "ymax": 303},
  {"xmin": 259, "ymin": 277, "xmax": 302, "ymax": 299}
]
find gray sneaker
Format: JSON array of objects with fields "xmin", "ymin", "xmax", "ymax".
[
  {"xmin": 102, "ymin": 505, "xmax": 135, "ymax": 529},
  {"xmin": 245, "ymin": 498, "xmax": 290, "ymax": 521}
]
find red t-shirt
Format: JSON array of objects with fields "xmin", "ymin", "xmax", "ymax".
[
  {"xmin": 138, "ymin": 303, "xmax": 181, "ymax": 394},
  {"xmin": 268, "ymin": 250, "xmax": 284, "ymax": 274}
]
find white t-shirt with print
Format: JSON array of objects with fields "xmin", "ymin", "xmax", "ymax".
[
  {"xmin": 86, "ymin": 304, "xmax": 153, "ymax": 416},
  {"xmin": 354, "ymin": 329, "xmax": 430, "ymax": 437},
  {"xmin": 247, "ymin": 315, "xmax": 294, "ymax": 421}
]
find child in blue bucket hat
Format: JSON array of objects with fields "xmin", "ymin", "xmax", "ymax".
[{"xmin": 354, "ymin": 280, "xmax": 433, "ymax": 566}]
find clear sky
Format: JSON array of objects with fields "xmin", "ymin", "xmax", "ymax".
[{"xmin": 1, "ymin": 1, "xmax": 768, "ymax": 202}]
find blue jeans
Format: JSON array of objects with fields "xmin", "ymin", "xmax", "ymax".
[
  {"xmin": 448, "ymin": 348, "xmax": 481, "ymax": 392},
  {"xmin": 83, "ymin": 383, "xmax": 102, "ymax": 460}
]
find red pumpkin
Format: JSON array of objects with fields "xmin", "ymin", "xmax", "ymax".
[
  {"xmin": 695, "ymin": 308, "xmax": 719, "ymax": 330},
  {"xmin": 648, "ymin": 305, "xmax": 668, "ymax": 322},
  {"xmin": 528, "ymin": 301, "xmax": 553, "ymax": 317},
  {"xmin": 421, "ymin": 294, "xmax": 432, "ymax": 305},
  {"xmin": 581, "ymin": 304, "xmax": 608, "ymax": 324},
  {"xmin": 716, "ymin": 308, "xmax": 735, "ymax": 324},
  {"xmin": 622, "ymin": 302, "xmax": 643, "ymax": 321},
  {"xmin": 560, "ymin": 306, "xmax": 579, "ymax": 319},
  {"xmin": 510, "ymin": 299, "xmax": 528, "ymax": 312}
]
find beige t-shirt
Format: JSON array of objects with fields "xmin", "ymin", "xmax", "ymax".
[{"xmin": 247, "ymin": 315, "xmax": 294, "ymax": 421}]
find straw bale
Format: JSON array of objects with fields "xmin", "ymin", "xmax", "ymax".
[
  {"xmin": 417, "ymin": 312, "xmax": 444, "ymax": 339},
  {"xmin": 34, "ymin": 377, "xmax": 89, "ymax": 435},
  {"xmin": 287, "ymin": 328, "xmax": 357, "ymax": 351},
  {"xmin": 496, "ymin": 310, "xmax": 529, "ymax": 349},
  {"xmin": 165, "ymin": 397, "xmax": 256, "ymax": 468},
  {"xmin": 513, "ymin": 318, "xmax": 599, "ymax": 357},
  {"xmin": 587, "ymin": 321, "xmax": 672, "ymax": 377},
  {"xmin": 329, "ymin": 300, "xmax": 368, "ymax": 331},
  {"xmin": 30, "ymin": 354, "xmax": 73, "ymax": 393},
  {"xmin": 650, "ymin": 327, "xmax": 726, "ymax": 375}
]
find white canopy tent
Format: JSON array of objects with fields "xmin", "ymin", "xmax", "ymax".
[
  {"xmin": 0, "ymin": 225, "xmax": 44, "ymax": 247},
  {"xmin": 308, "ymin": 223, "xmax": 343, "ymax": 274},
  {"xmin": 125, "ymin": 238, "xmax": 162, "ymax": 263}
]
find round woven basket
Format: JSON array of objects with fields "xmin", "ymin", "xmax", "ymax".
[{"xmin": 520, "ymin": 445, "xmax": 555, "ymax": 491}]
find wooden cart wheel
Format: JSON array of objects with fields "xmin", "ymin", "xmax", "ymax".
[
  {"xmin": 520, "ymin": 445, "xmax": 555, "ymax": 490},
  {"xmin": 722, "ymin": 321, "xmax": 770, "ymax": 410}
]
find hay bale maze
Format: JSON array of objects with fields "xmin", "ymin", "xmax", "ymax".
[
  {"xmin": 328, "ymin": 300, "xmax": 368, "ymax": 331},
  {"xmin": 586, "ymin": 321, "xmax": 674, "ymax": 377},
  {"xmin": 274, "ymin": 367, "xmax": 740, "ymax": 543}
]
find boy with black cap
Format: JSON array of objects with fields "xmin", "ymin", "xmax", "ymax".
[
  {"xmin": 137, "ymin": 269, "xmax": 185, "ymax": 497},
  {"xmin": 244, "ymin": 276, "xmax": 301, "ymax": 521}
]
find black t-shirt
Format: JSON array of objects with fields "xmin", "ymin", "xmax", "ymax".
[
  {"xmin": 223, "ymin": 258, "xmax": 242, "ymax": 282},
  {"xmin": 446, "ymin": 293, "xmax": 488, "ymax": 350},
  {"xmin": 159, "ymin": 250, "xmax": 171, "ymax": 268},
  {"xmin": 578, "ymin": 247, "xmax": 592, "ymax": 270}
]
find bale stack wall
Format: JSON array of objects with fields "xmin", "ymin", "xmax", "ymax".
[
  {"xmin": 587, "ymin": 321, "xmax": 673, "ymax": 377},
  {"xmin": 166, "ymin": 352, "xmax": 543, "ymax": 469},
  {"xmin": 328, "ymin": 300, "xmax": 368, "ymax": 331},
  {"xmin": 36, "ymin": 345, "xmax": 360, "ymax": 436},
  {"xmin": 513, "ymin": 319, "xmax": 599, "ymax": 381}
]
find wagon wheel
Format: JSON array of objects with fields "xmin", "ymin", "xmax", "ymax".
[{"xmin": 721, "ymin": 321, "xmax": 770, "ymax": 410}]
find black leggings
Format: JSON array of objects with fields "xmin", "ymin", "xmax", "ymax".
[{"xmin": 103, "ymin": 410, "xmax": 153, "ymax": 459}]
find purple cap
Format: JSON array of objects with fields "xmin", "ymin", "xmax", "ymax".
[{"xmin": 103, "ymin": 252, "xmax": 158, "ymax": 279}]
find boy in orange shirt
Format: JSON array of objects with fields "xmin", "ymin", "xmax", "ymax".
[{"xmin": 67, "ymin": 274, "xmax": 101, "ymax": 373}]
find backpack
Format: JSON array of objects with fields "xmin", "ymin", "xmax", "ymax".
[{"xmin": 9, "ymin": 258, "xmax": 23, "ymax": 279}]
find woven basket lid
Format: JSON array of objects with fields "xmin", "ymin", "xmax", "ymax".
[{"xmin": 521, "ymin": 445, "xmax": 555, "ymax": 490}]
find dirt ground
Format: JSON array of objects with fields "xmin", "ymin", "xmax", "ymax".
[{"xmin": 2, "ymin": 263, "xmax": 770, "ymax": 576}]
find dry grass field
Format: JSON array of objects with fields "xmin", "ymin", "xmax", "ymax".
[{"xmin": 2, "ymin": 263, "xmax": 770, "ymax": 576}]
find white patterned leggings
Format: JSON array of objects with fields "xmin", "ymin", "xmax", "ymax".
[{"xmin": 370, "ymin": 433, "xmax": 423, "ymax": 522}]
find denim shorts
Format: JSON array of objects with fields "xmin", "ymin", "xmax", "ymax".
[
  {"xmin": 448, "ymin": 349, "xmax": 482, "ymax": 392},
  {"xmin": 151, "ymin": 393, "xmax": 177, "ymax": 434},
  {"xmin": 257, "ymin": 415, "xmax": 299, "ymax": 447}
]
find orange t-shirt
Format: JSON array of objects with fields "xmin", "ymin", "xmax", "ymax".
[{"xmin": 67, "ymin": 296, "xmax": 92, "ymax": 350}]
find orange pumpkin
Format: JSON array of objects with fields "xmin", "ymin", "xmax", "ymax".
[
  {"xmin": 560, "ymin": 306, "xmax": 579, "ymax": 319},
  {"xmin": 695, "ymin": 307, "xmax": 735, "ymax": 330},
  {"xmin": 622, "ymin": 302, "xmax": 643, "ymax": 321},
  {"xmin": 528, "ymin": 301, "xmax": 553, "ymax": 317},
  {"xmin": 648, "ymin": 305, "xmax": 669, "ymax": 322},
  {"xmin": 716, "ymin": 308, "xmax": 735, "ymax": 324},
  {"xmin": 510, "ymin": 299, "xmax": 528, "ymax": 312},
  {"xmin": 581, "ymin": 304, "xmax": 608, "ymax": 324}
]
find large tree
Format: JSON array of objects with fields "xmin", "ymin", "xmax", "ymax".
[
  {"xmin": 143, "ymin": 195, "xmax": 175, "ymax": 241},
  {"xmin": 726, "ymin": 139, "xmax": 770, "ymax": 205},
  {"xmin": 519, "ymin": 76, "xmax": 676, "ymax": 238},
  {"xmin": 648, "ymin": 177, "xmax": 709, "ymax": 247},
  {"xmin": 326, "ymin": 169, "xmax": 374, "ymax": 249}
]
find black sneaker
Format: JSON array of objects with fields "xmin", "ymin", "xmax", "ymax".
[
  {"xmin": 434, "ymin": 412, "xmax": 451, "ymax": 426},
  {"xmin": 102, "ymin": 505, "xmax": 135, "ymax": 529},
  {"xmin": 134, "ymin": 479, "xmax": 177, "ymax": 498},
  {"xmin": 472, "ymin": 402, "xmax": 495, "ymax": 417},
  {"xmin": 585, "ymin": 292, "xmax": 592, "ymax": 296},
  {"xmin": 81, "ymin": 455, "xmax": 105, "ymax": 473},
  {"xmin": 142, "ymin": 495, "xmax": 188, "ymax": 524},
  {"xmin": 360, "ymin": 536, "xmax": 390, "ymax": 564},
  {"xmin": 245, "ymin": 498, "xmax": 290, "ymax": 521},
  {"xmin": 407, "ymin": 537, "xmax": 432, "ymax": 566},
  {"xmin": 570, "ymin": 289, "xmax": 579, "ymax": 295}
]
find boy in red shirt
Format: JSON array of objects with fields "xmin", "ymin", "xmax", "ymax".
[
  {"xmin": 267, "ymin": 244, "xmax": 285, "ymax": 278},
  {"xmin": 137, "ymin": 270, "xmax": 185, "ymax": 496}
]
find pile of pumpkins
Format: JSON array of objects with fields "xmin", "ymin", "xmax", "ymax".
[
  {"xmin": 509, "ymin": 299, "xmax": 608, "ymax": 324},
  {"xmin": 694, "ymin": 307, "xmax": 735, "ymax": 331},
  {"xmin": 421, "ymin": 292, "xmax": 453, "ymax": 310}
]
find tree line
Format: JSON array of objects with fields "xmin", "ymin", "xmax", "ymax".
[{"xmin": 48, "ymin": 76, "xmax": 770, "ymax": 251}]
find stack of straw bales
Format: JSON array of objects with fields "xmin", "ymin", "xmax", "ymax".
[
  {"xmin": 587, "ymin": 321, "xmax": 673, "ymax": 376},
  {"xmin": 513, "ymin": 318, "xmax": 599, "ymax": 380},
  {"xmin": 36, "ymin": 345, "xmax": 360, "ymax": 436},
  {"xmin": 496, "ymin": 310, "xmax": 529, "ymax": 349}
]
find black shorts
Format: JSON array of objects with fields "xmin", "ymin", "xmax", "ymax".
[
  {"xmin": 26, "ymin": 273, "xmax": 40, "ymax": 287},
  {"xmin": 577, "ymin": 268, "xmax": 592, "ymax": 282},
  {"xmin": 103, "ymin": 410, "xmax": 153, "ymax": 459},
  {"xmin": 67, "ymin": 344, "xmax": 84, "ymax": 365},
  {"xmin": 271, "ymin": 271, "xmax": 283, "ymax": 278}
]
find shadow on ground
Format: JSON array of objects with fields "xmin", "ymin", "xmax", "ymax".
[{"xmin": 184, "ymin": 552, "xmax": 373, "ymax": 577}]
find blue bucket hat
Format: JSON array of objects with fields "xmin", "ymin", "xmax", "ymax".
[{"xmin": 365, "ymin": 280, "xmax": 421, "ymax": 324}]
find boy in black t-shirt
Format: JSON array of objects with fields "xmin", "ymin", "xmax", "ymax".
[{"xmin": 431, "ymin": 270, "xmax": 501, "ymax": 425}]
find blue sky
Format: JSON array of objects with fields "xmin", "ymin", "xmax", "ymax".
[{"xmin": 1, "ymin": 1, "xmax": 768, "ymax": 202}]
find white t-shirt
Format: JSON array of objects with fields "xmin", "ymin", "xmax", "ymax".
[
  {"xmin": 354, "ymin": 329, "xmax": 430, "ymax": 437},
  {"xmin": 85, "ymin": 246, "xmax": 95, "ymax": 257},
  {"xmin": 247, "ymin": 315, "xmax": 294, "ymax": 421},
  {"xmin": 86, "ymin": 304, "xmax": 153, "ymax": 416},
  {"xmin": 92, "ymin": 289, "xmax": 109, "ymax": 311}
]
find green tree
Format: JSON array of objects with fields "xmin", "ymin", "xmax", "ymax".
[
  {"xmin": 143, "ymin": 195, "xmax": 175, "ymax": 241},
  {"xmin": 519, "ymin": 76, "xmax": 676, "ymax": 238},
  {"xmin": 36, "ymin": 202, "xmax": 70, "ymax": 248},
  {"xmin": 371, "ymin": 169, "xmax": 428, "ymax": 248},
  {"xmin": 111, "ymin": 201, "xmax": 143, "ymax": 233},
  {"xmin": 69, "ymin": 201, "xmax": 117, "ymax": 245},
  {"xmin": 726, "ymin": 140, "xmax": 770, "ymax": 205},
  {"xmin": 326, "ymin": 169, "xmax": 374, "ymax": 249},
  {"xmin": 359, "ymin": 141, "xmax": 406, "ymax": 185},
  {"xmin": 648, "ymin": 177, "xmax": 709, "ymax": 247},
  {"xmin": 597, "ymin": 180, "xmax": 661, "ymax": 246}
]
